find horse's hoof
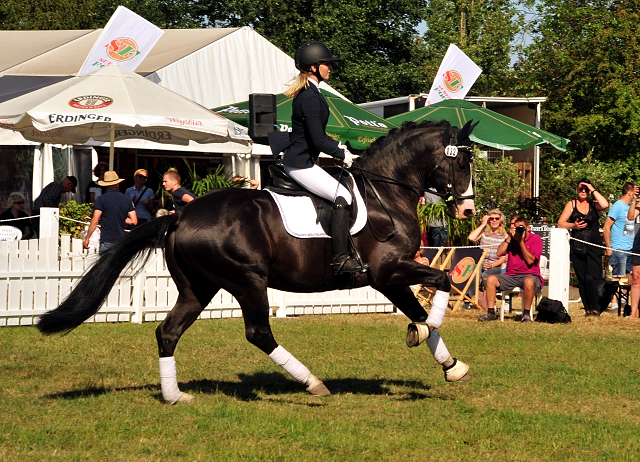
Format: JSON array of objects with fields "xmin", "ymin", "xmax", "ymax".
[
  {"xmin": 443, "ymin": 358, "xmax": 470, "ymax": 382},
  {"xmin": 306, "ymin": 373, "xmax": 331, "ymax": 396},
  {"xmin": 406, "ymin": 322, "xmax": 430, "ymax": 347},
  {"xmin": 175, "ymin": 392, "xmax": 195, "ymax": 404}
]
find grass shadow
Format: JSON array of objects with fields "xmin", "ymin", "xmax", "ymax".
[
  {"xmin": 41, "ymin": 373, "xmax": 434, "ymax": 402},
  {"xmin": 181, "ymin": 372, "xmax": 433, "ymax": 401}
]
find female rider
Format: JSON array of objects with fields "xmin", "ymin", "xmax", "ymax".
[{"xmin": 282, "ymin": 41, "xmax": 362, "ymax": 275}]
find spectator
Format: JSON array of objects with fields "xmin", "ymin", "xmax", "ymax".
[
  {"xmin": 423, "ymin": 190, "xmax": 448, "ymax": 247},
  {"xmin": 625, "ymin": 186, "xmax": 640, "ymax": 318},
  {"xmin": 32, "ymin": 175, "xmax": 78, "ymax": 236},
  {"xmin": 466, "ymin": 209, "xmax": 508, "ymax": 309},
  {"xmin": 603, "ymin": 182, "xmax": 637, "ymax": 312},
  {"xmin": 478, "ymin": 214, "xmax": 543, "ymax": 323},
  {"xmin": 83, "ymin": 171, "xmax": 137, "ymax": 255},
  {"xmin": 0, "ymin": 192, "xmax": 33, "ymax": 239},
  {"xmin": 557, "ymin": 179, "xmax": 609, "ymax": 316},
  {"xmin": 231, "ymin": 175, "xmax": 259, "ymax": 189},
  {"xmin": 125, "ymin": 169, "xmax": 154, "ymax": 227},
  {"xmin": 85, "ymin": 162, "xmax": 108, "ymax": 203},
  {"xmin": 162, "ymin": 171, "xmax": 195, "ymax": 212}
]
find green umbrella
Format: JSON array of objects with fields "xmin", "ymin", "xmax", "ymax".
[
  {"xmin": 387, "ymin": 99, "xmax": 569, "ymax": 152},
  {"xmin": 213, "ymin": 90, "xmax": 398, "ymax": 150}
]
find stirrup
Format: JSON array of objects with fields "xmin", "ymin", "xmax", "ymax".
[{"xmin": 332, "ymin": 256, "xmax": 368, "ymax": 275}]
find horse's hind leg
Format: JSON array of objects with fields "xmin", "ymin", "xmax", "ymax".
[
  {"xmin": 238, "ymin": 285, "xmax": 330, "ymax": 396},
  {"xmin": 379, "ymin": 287, "xmax": 470, "ymax": 383},
  {"xmin": 156, "ymin": 285, "xmax": 216, "ymax": 404}
]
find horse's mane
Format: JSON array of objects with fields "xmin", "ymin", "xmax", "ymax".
[{"xmin": 357, "ymin": 120, "xmax": 451, "ymax": 171}]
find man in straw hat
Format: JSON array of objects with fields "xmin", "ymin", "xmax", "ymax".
[{"xmin": 83, "ymin": 171, "xmax": 137, "ymax": 254}]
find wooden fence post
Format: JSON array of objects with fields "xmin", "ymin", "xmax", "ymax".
[{"xmin": 39, "ymin": 207, "xmax": 59, "ymax": 239}]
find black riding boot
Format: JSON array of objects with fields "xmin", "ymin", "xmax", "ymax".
[{"xmin": 331, "ymin": 197, "xmax": 365, "ymax": 275}]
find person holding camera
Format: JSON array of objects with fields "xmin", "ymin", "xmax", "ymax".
[
  {"xmin": 478, "ymin": 214, "xmax": 543, "ymax": 322},
  {"xmin": 557, "ymin": 179, "xmax": 609, "ymax": 316}
]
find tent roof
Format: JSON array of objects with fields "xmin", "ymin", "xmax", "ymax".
[{"xmin": 0, "ymin": 28, "xmax": 239, "ymax": 76}]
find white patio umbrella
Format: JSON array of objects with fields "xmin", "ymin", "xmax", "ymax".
[{"xmin": 0, "ymin": 65, "xmax": 252, "ymax": 169}]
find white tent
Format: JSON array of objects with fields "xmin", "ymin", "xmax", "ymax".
[{"xmin": 0, "ymin": 27, "xmax": 343, "ymax": 110}]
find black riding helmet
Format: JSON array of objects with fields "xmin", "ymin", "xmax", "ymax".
[{"xmin": 295, "ymin": 41, "xmax": 339, "ymax": 78}]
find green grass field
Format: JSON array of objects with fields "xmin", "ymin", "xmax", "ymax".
[{"xmin": 2, "ymin": 307, "xmax": 640, "ymax": 461}]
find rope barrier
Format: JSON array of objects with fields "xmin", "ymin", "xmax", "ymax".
[
  {"xmin": 0, "ymin": 215, "xmax": 39, "ymax": 223},
  {"xmin": 569, "ymin": 235, "xmax": 640, "ymax": 258}
]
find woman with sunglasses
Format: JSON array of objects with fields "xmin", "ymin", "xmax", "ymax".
[
  {"xmin": 0, "ymin": 192, "xmax": 33, "ymax": 239},
  {"xmin": 466, "ymin": 208, "xmax": 508, "ymax": 308},
  {"xmin": 557, "ymin": 178, "xmax": 609, "ymax": 316},
  {"xmin": 125, "ymin": 169, "xmax": 155, "ymax": 227}
]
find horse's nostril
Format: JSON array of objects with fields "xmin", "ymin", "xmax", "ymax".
[{"xmin": 464, "ymin": 209, "xmax": 475, "ymax": 217}]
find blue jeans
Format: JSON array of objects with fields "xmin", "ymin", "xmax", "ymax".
[
  {"xmin": 99, "ymin": 241, "xmax": 114, "ymax": 255},
  {"xmin": 428, "ymin": 226, "xmax": 448, "ymax": 247},
  {"xmin": 609, "ymin": 250, "xmax": 632, "ymax": 277}
]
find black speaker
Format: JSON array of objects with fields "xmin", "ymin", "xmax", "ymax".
[{"xmin": 249, "ymin": 93, "xmax": 277, "ymax": 140}]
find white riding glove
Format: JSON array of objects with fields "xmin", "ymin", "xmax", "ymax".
[{"xmin": 339, "ymin": 142, "xmax": 358, "ymax": 168}]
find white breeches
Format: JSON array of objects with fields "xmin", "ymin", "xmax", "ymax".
[{"xmin": 284, "ymin": 165, "xmax": 352, "ymax": 205}]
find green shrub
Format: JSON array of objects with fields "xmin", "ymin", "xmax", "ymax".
[{"xmin": 59, "ymin": 200, "xmax": 93, "ymax": 238}]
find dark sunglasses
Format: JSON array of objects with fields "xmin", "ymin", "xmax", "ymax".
[
  {"xmin": 137, "ymin": 175, "xmax": 148, "ymax": 179},
  {"xmin": 14, "ymin": 201, "xmax": 24, "ymax": 205},
  {"xmin": 578, "ymin": 187, "xmax": 589, "ymax": 192},
  {"xmin": 488, "ymin": 217, "xmax": 501, "ymax": 221}
]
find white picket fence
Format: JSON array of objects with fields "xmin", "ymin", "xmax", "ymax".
[{"xmin": 0, "ymin": 232, "xmax": 394, "ymax": 327}]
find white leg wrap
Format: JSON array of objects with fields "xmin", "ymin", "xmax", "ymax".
[
  {"xmin": 425, "ymin": 329, "xmax": 451, "ymax": 364},
  {"xmin": 426, "ymin": 290, "xmax": 449, "ymax": 329},
  {"xmin": 159, "ymin": 357, "xmax": 182, "ymax": 404},
  {"xmin": 269, "ymin": 345, "xmax": 310, "ymax": 384}
]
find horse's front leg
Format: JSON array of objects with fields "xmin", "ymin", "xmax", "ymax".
[{"xmin": 373, "ymin": 263, "xmax": 470, "ymax": 383}]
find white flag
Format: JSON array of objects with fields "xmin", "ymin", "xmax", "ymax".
[
  {"xmin": 426, "ymin": 44, "xmax": 482, "ymax": 105},
  {"xmin": 78, "ymin": 6, "xmax": 164, "ymax": 76}
]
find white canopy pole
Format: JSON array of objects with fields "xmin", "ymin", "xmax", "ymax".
[{"xmin": 109, "ymin": 123, "xmax": 115, "ymax": 170}]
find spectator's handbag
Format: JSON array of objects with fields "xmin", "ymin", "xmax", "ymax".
[{"xmin": 535, "ymin": 297, "xmax": 571, "ymax": 323}]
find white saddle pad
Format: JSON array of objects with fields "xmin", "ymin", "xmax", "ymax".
[{"xmin": 266, "ymin": 178, "xmax": 367, "ymax": 239}]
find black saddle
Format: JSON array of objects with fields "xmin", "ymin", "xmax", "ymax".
[{"xmin": 266, "ymin": 165, "xmax": 358, "ymax": 236}]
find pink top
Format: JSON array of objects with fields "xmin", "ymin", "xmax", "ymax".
[{"xmin": 505, "ymin": 232, "xmax": 544, "ymax": 287}]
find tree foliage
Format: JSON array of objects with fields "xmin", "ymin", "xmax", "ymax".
[
  {"xmin": 423, "ymin": 0, "xmax": 529, "ymax": 97},
  {"xmin": 202, "ymin": 0, "xmax": 431, "ymax": 103},
  {"xmin": 516, "ymin": 0, "xmax": 640, "ymax": 165},
  {"xmin": 537, "ymin": 153, "xmax": 629, "ymax": 223}
]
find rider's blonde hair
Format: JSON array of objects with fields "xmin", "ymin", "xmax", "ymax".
[{"xmin": 284, "ymin": 73, "xmax": 311, "ymax": 99}]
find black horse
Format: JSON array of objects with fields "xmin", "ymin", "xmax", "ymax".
[{"xmin": 38, "ymin": 120, "xmax": 477, "ymax": 403}]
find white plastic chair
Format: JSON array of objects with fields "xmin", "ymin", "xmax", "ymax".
[
  {"xmin": 500, "ymin": 287, "xmax": 540, "ymax": 322},
  {"xmin": 0, "ymin": 225, "xmax": 22, "ymax": 241}
]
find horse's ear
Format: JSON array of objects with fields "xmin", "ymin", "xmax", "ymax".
[
  {"xmin": 457, "ymin": 120, "xmax": 479, "ymax": 146},
  {"xmin": 442, "ymin": 125, "xmax": 459, "ymax": 147}
]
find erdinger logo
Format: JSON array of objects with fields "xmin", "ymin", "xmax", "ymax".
[
  {"xmin": 69, "ymin": 96, "xmax": 113, "ymax": 109},
  {"xmin": 443, "ymin": 70, "xmax": 464, "ymax": 93},
  {"xmin": 105, "ymin": 37, "xmax": 141, "ymax": 62},
  {"xmin": 450, "ymin": 256, "xmax": 476, "ymax": 284}
]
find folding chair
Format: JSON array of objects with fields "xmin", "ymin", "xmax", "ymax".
[
  {"xmin": 447, "ymin": 247, "xmax": 488, "ymax": 311},
  {"xmin": 412, "ymin": 247, "xmax": 445, "ymax": 305}
]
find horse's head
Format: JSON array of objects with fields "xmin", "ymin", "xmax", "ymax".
[{"xmin": 432, "ymin": 120, "xmax": 478, "ymax": 220}]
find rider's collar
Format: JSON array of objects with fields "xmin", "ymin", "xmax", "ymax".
[{"xmin": 307, "ymin": 77, "xmax": 320, "ymax": 88}]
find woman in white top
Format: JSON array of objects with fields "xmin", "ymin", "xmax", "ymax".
[{"xmin": 466, "ymin": 208, "xmax": 508, "ymax": 308}]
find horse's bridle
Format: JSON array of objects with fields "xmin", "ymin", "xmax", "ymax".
[
  {"xmin": 351, "ymin": 142, "xmax": 474, "ymax": 241},
  {"xmin": 425, "ymin": 144, "xmax": 476, "ymax": 206}
]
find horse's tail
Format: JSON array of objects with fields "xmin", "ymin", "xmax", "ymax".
[{"xmin": 37, "ymin": 213, "xmax": 181, "ymax": 335}]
